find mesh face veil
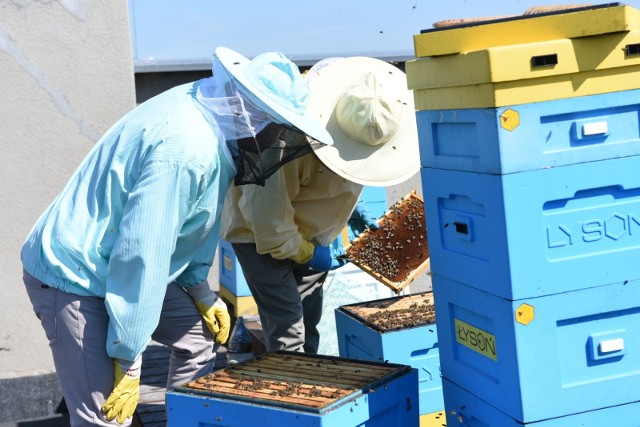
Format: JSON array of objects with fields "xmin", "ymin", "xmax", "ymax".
[{"xmin": 196, "ymin": 57, "xmax": 319, "ymax": 186}]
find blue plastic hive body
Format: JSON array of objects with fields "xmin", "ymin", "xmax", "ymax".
[
  {"xmin": 218, "ymin": 238, "xmax": 252, "ymax": 297},
  {"xmin": 416, "ymin": 88, "xmax": 640, "ymax": 174},
  {"xmin": 413, "ymin": 26, "xmax": 640, "ymax": 427},
  {"xmin": 360, "ymin": 186, "xmax": 387, "ymax": 218},
  {"xmin": 442, "ymin": 378, "xmax": 640, "ymax": 427},
  {"xmin": 165, "ymin": 365, "xmax": 419, "ymax": 426},
  {"xmin": 334, "ymin": 295, "xmax": 442, "ymax": 415},
  {"xmin": 422, "ymin": 155, "xmax": 640, "ymax": 300},
  {"xmin": 432, "ymin": 275, "xmax": 640, "ymax": 423}
]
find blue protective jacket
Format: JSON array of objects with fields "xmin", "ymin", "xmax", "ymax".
[{"xmin": 21, "ymin": 80, "xmax": 235, "ymax": 361}]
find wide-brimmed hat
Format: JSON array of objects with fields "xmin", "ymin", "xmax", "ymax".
[
  {"xmin": 214, "ymin": 47, "xmax": 333, "ymax": 146},
  {"xmin": 306, "ymin": 57, "xmax": 419, "ymax": 186}
]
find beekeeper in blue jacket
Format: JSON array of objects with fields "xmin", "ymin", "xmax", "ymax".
[
  {"xmin": 20, "ymin": 46, "xmax": 332, "ymax": 426},
  {"xmin": 221, "ymin": 56, "xmax": 419, "ymax": 354}
]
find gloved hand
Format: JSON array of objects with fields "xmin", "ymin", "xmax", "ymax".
[
  {"xmin": 101, "ymin": 357, "xmax": 142, "ymax": 424},
  {"xmin": 308, "ymin": 245, "xmax": 348, "ymax": 272},
  {"xmin": 348, "ymin": 200, "xmax": 380, "ymax": 237},
  {"xmin": 185, "ymin": 282, "xmax": 231, "ymax": 345}
]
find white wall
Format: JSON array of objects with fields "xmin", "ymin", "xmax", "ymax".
[{"xmin": 0, "ymin": 0, "xmax": 135, "ymax": 380}]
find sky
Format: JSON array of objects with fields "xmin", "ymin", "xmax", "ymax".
[{"xmin": 129, "ymin": 0, "xmax": 640, "ymax": 67}]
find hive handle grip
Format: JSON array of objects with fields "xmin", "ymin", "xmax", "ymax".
[
  {"xmin": 531, "ymin": 53, "xmax": 558, "ymax": 68},
  {"xmin": 448, "ymin": 216, "xmax": 474, "ymax": 242},
  {"xmin": 625, "ymin": 43, "xmax": 640, "ymax": 56}
]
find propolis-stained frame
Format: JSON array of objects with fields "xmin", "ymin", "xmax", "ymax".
[{"xmin": 346, "ymin": 190, "xmax": 430, "ymax": 294}]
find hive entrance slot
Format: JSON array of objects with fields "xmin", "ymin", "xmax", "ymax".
[
  {"xmin": 531, "ymin": 53, "xmax": 558, "ymax": 68},
  {"xmin": 454, "ymin": 222, "xmax": 469, "ymax": 234},
  {"xmin": 626, "ymin": 43, "xmax": 640, "ymax": 56}
]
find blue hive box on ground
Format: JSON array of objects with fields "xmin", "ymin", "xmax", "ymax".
[
  {"xmin": 415, "ymin": 88, "xmax": 640, "ymax": 173},
  {"xmin": 218, "ymin": 238, "xmax": 251, "ymax": 298},
  {"xmin": 432, "ymin": 275, "xmax": 640, "ymax": 423},
  {"xmin": 335, "ymin": 292, "xmax": 442, "ymax": 415},
  {"xmin": 442, "ymin": 378, "xmax": 640, "ymax": 427},
  {"xmin": 421, "ymin": 155, "xmax": 640, "ymax": 300},
  {"xmin": 166, "ymin": 351, "xmax": 419, "ymax": 427}
]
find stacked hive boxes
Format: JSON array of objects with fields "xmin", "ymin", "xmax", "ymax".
[{"xmin": 406, "ymin": 4, "xmax": 640, "ymax": 426}]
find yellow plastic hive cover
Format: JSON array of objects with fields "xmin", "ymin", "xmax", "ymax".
[
  {"xmin": 408, "ymin": 30, "xmax": 640, "ymax": 90},
  {"xmin": 413, "ymin": 3, "xmax": 640, "ymax": 58}
]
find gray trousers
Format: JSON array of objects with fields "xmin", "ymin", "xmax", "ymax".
[
  {"xmin": 231, "ymin": 243, "xmax": 328, "ymax": 353},
  {"xmin": 23, "ymin": 270, "xmax": 216, "ymax": 427}
]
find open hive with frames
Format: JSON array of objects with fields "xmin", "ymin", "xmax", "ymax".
[
  {"xmin": 174, "ymin": 351, "xmax": 409, "ymax": 411},
  {"xmin": 341, "ymin": 291, "xmax": 436, "ymax": 332}
]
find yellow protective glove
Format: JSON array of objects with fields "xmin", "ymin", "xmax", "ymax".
[
  {"xmin": 185, "ymin": 282, "xmax": 231, "ymax": 345},
  {"xmin": 101, "ymin": 357, "xmax": 141, "ymax": 424},
  {"xmin": 289, "ymin": 239, "xmax": 315, "ymax": 264}
]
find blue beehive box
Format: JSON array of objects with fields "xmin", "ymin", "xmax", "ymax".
[
  {"xmin": 421, "ymin": 155, "xmax": 640, "ymax": 300},
  {"xmin": 343, "ymin": 186, "xmax": 388, "ymax": 244},
  {"xmin": 416, "ymin": 88, "xmax": 640, "ymax": 174},
  {"xmin": 441, "ymin": 377, "xmax": 640, "ymax": 427},
  {"xmin": 432, "ymin": 275, "xmax": 640, "ymax": 423},
  {"xmin": 335, "ymin": 292, "xmax": 442, "ymax": 415},
  {"xmin": 360, "ymin": 186, "xmax": 387, "ymax": 216},
  {"xmin": 218, "ymin": 238, "xmax": 251, "ymax": 297},
  {"xmin": 166, "ymin": 351, "xmax": 419, "ymax": 427}
]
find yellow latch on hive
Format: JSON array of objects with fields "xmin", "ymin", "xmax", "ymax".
[
  {"xmin": 515, "ymin": 303, "xmax": 534, "ymax": 325},
  {"xmin": 500, "ymin": 109, "xmax": 520, "ymax": 131}
]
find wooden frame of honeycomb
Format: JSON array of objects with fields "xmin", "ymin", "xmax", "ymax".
[
  {"xmin": 340, "ymin": 291, "xmax": 436, "ymax": 332},
  {"xmin": 174, "ymin": 351, "xmax": 409, "ymax": 412},
  {"xmin": 346, "ymin": 190, "xmax": 430, "ymax": 294}
]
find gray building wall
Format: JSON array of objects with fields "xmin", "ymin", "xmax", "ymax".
[{"xmin": 0, "ymin": 0, "xmax": 135, "ymax": 421}]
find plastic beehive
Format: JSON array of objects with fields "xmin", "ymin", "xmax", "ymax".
[
  {"xmin": 409, "ymin": 30, "xmax": 640, "ymax": 89},
  {"xmin": 421, "ymin": 155, "xmax": 640, "ymax": 300},
  {"xmin": 413, "ymin": 3, "xmax": 640, "ymax": 58},
  {"xmin": 432, "ymin": 275, "xmax": 640, "ymax": 423},
  {"xmin": 218, "ymin": 238, "xmax": 252, "ymax": 297},
  {"xmin": 415, "ymin": 88, "xmax": 640, "ymax": 173},
  {"xmin": 411, "ymin": 65, "xmax": 640, "ymax": 110},
  {"xmin": 337, "ymin": 186, "xmax": 388, "ymax": 248},
  {"xmin": 408, "ymin": 29, "xmax": 640, "ymax": 109},
  {"xmin": 441, "ymin": 378, "xmax": 640, "ymax": 427},
  {"xmin": 335, "ymin": 292, "xmax": 442, "ymax": 415},
  {"xmin": 165, "ymin": 351, "xmax": 419, "ymax": 427},
  {"xmin": 360, "ymin": 186, "xmax": 387, "ymax": 219}
]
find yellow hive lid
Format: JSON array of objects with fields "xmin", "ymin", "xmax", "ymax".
[
  {"xmin": 407, "ymin": 29, "xmax": 640, "ymax": 90},
  {"xmin": 414, "ymin": 3, "xmax": 640, "ymax": 58}
]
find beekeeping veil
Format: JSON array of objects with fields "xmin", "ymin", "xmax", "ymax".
[{"xmin": 196, "ymin": 47, "xmax": 333, "ymax": 186}]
